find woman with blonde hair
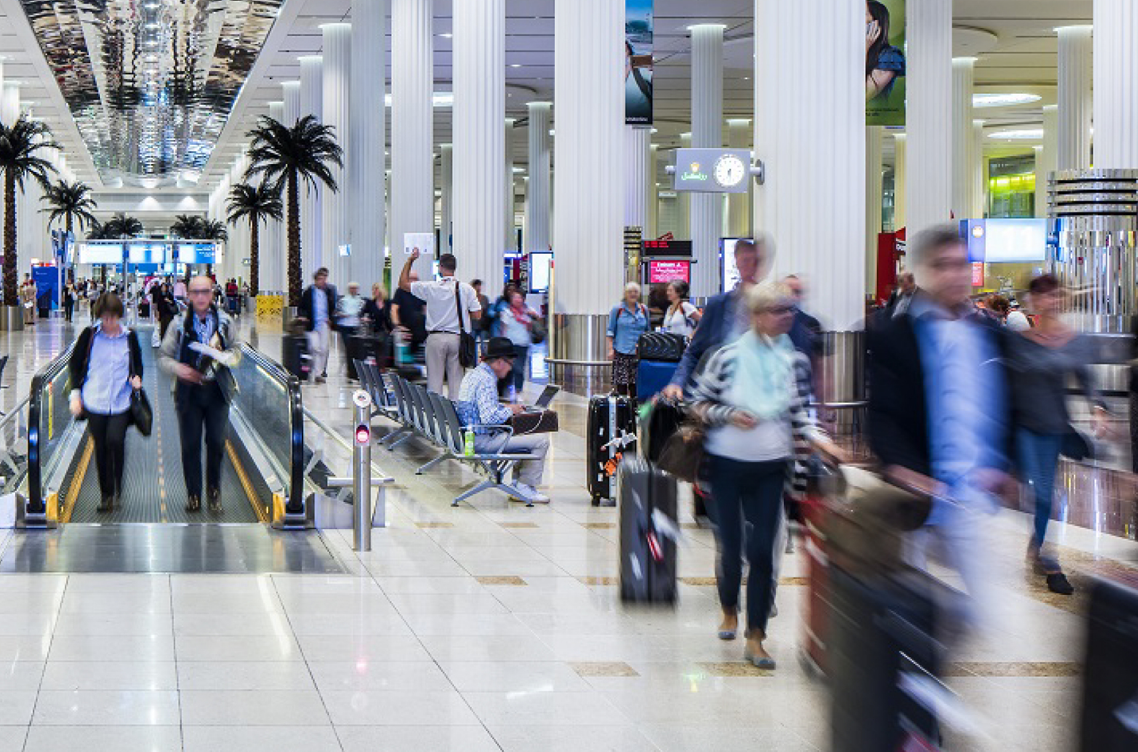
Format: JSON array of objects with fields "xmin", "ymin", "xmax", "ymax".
[{"xmin": 606, "ymin": 281, "xmax": 650, "ymax": 398}]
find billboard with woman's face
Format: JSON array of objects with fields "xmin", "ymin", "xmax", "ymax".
[
  {"xmin": 626, "ymin": 0, "xmax": 653, "ymax": 125},
  {"xmin": 866, "ymin": 0, "xmax": 906, "ymax": 126}
]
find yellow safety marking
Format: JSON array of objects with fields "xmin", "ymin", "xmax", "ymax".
[
  {"xmin": 227, "ymin": 441, "xmax": 268, "ymax": 523},
  {"xmin": 272, "ymin": 493, "xmax": 285, "ymax": 525},
  {"xmin": 62, "ymin": 437, "xmax": 94, "ymax": 524},
  {"xmin": 46, "ymin": 492, "xmax": 59, "ymax": 523}
]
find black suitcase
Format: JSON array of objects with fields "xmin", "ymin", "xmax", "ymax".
[
  {"xmin": 642, "ymin": 398, "xmax": 685, "ymax": 463},
  {"xmin": 636, "ymin": 331, "xmax": 687, "ymax": 362},
  {"xmin": 618, "ymin": 457, "xmax": 678, "ymax": 603},
  {"xmin": 1080, "ymin": 577, "xmax": 1138, "ymax": 752},
  {"xmin": 587, "ymin": 394, "xmax": 636, "ymax": 505},
  {"xmin": 281, "ymin": 334, "xmax": 310, "ymax": 381},
  {"xmin": 828, "ymin": 566, "xmax": 945, "ymax": 752}
]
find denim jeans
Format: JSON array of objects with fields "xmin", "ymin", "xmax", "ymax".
[
  {"xmin": 1015, "ymin": 428, "xmax": 1063, "ymax": 550},
  {"xmin": 709, "ymin": 454, "xmax": 788, "ymax": 637},
  {"xmin": 510, "ymin": 345, "xmax": 529, "ymax": 394}
]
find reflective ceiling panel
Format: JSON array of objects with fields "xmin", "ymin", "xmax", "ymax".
[{"xmin": 20, "ymin": 0, "xmax": 283, "ymax": 186}]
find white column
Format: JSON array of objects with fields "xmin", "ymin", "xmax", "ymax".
[
  {"xmin": 298, "ymin": 55, "xmax": 323, "ymax": 278},
  {"xmin": 893, "ymin": 133, "xmax": 907, "ymax": 230},
  {"xmin": 525, "ymin": 102, "xmax": 552, "ymax": 253},
  {"xmin": 1, "ymin": 81, "xmax": 19, "ymax": 123},
  {"xmin": 261, "ymin": 100, "xmax": 285, "ymax": 294},
  {"xmin": 755, "ymin": 0, "xmax": 863, "ymax": 328},
  {"xmin": 439, "ymin": 143, "xmax": 453, "ymax": 253},
  {"xmin": 554, "ymin": 0, "xmax": 624, "ymax": 316},
  {"xmin": 1094, "ymin": 4, "xmax": 1138, "ymax": 167},
  {"xmin": 727, "ymin": 118, "xmax": 751, "ymax": 237},
  {"xmin": 677, "ymin": 133, "xmax": 691, "ymax": 239},
  {"xmin": 866, "ymin": 126, "xmax": 883, "ymax": 293},
  {"xmin": 951, "ymin": 58, "xmax": 975, "ymax": 219},
  {"xmin": 392, "ymin": 0, "xmax": 434, "ymax": 277},
  {"xmin": 1036, "ymin": 105, "xmax": 1058, "ymax": 218},
  {"xmin": 690, "ymin": 24, "xmax": 724, "ymax": 298},
  {"xmin": 906, "ymin": 0, "xmax": 953, "ymax": 236},
  {"xmin": 282, "ymin": 81, "xmax": 300, "ymax": 123},
  {"xmin": 321, "ymin": 23, "xmax": 350, "ymax": 285},
  {"xmin": 647, "ymin": 143, "xmax": 659, "ymax": 240},
  {"xmin": 349, "ymin": 0, "xmax": 386, "ymax": 287},
  {"xmin": 972, "ymin": 119, "xmax": 986, "ymax": 218},
  {"xmin": 453, "ymin": 0, "xmax": 505, "ymax": 289},
  {"xmin": 504, "ymin": 118, "xmax": 516, "ymax": 251},
  {"xmin": 624, "ymin": 126, "xmax": 650, "ymax": 231},
  {"xmin": 1058, "ymin": 25, "xmax": 1093, "ymax": 170}
]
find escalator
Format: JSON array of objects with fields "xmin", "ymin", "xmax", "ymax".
[{"xmin": 19, "ymin": 326, "xmax": 309, "ymax": 529}]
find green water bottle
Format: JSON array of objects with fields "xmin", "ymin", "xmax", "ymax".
[{"xmin": 463, "ymin": 428, "xmax": 475, "ymax": 457}]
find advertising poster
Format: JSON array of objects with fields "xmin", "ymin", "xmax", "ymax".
[
  {"xmin": 865, "ymin": 0, "xmax": 906, "ymax": 126},
  {"xmin": 625, "ymin": 0, "xmax": 653, "ymax": 125}
]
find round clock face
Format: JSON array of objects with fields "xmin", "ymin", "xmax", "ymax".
[{"xmin": 714, "ymin": 154, "xmax": 747, "ymax": 188}]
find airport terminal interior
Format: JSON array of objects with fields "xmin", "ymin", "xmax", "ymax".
[{"xmin": 0, "ymin": 0, "xmax": 1135, "ymax": 750}]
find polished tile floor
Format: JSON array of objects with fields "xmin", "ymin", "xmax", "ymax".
[{"xmin": 0, "ymin": 314, "xmax": 1134, "ymax": 751}]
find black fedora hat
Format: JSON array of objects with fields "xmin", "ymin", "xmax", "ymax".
[{"xmin": 483, "ymin": 336, "xmax": 516, "ymax": 361}]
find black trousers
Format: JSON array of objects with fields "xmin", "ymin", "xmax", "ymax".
[
  {"xmin": 87, "ymin": 411, "xmax": 131, "ymax": 500},
  {"xmin": 176, "ymin": 382, "xmax": 229, "ymax": 499}
]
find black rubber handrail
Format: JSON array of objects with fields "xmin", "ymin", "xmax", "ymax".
[{"xmin": 26, "ymin": 340, "xmax": 78, "ymax": 515}]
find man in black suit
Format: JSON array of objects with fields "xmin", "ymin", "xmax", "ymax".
[
  {"xmin": 298, "ymin": 268, "xmax": 337, "ymax": 383},
  {"xmin": 867, "ymin": 224, "xmax": 1014, "ymax": 629}
]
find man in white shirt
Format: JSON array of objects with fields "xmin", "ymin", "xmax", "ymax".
[{"xmin": 399, "ymin": 248, "xmax": 482, "ymax": 398}]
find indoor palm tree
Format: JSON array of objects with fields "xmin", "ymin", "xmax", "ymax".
[
  {"xmin": 40, "ymin": 179, "xmax": 98, "ymax": 236},
  {"xmin": 0, "ymin": 115, "xmax": 59, "ymax": 307},
  {"xmin": 105, "ymin": 212, "xmax": 143, "ymax": 239},
  {"xmin": 200, "ymin": 219, "xmax": 229, "ymax": 243},
  {"xmin": 227, "ymin": 182, "xmax": 282, "ymax": 297},
  {"xmin": 244, "ymin": 115, "xmax": 342, "ymax": 306},
  {"xmin": 170, "ymin": 214, "xmax": 204, "ymax": 239}
]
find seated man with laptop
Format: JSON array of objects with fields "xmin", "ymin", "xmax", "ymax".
[{"xmin": 457, "ymin": 337, "xmax": 554, "ymax": 504}]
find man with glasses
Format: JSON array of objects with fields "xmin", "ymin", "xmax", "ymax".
[{"xmin": 159, "ymin": 275, "xmax": 242, "ymax": 514}]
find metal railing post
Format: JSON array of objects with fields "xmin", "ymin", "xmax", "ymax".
[{"xmin": 351, "ymin": 390, "xmax": 373, "ymax": 552}]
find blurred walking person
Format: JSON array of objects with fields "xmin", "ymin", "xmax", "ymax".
[
  {"xmin": 299, "ymin": 267, "xmax": 336, "ymax": 384},
  {"xmin": 499, "ymin": 289, "xmax": 541, "ymax": 400}
]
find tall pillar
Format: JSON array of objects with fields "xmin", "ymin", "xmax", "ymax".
[
  {"xmin": 321, "ymin": 23, "xmax": 350, "ymax": 284},
  {"xmin": 647, "ymin": 143, "xmax": 659, "ymax": 240},
  {"xmin": 298, "ymin": 55, "xmax": 323, "ymax": 278},
  {"xmin": 906, "ymin": 0, "xmax": 953, "ymax": 236},
  {"xmin": 553, "ymin": 0, "xmax": 623, "ymax": 343},
  {"xmin": 282, "ymin": 81, "xmax": 300, "ymax": 123},
  {"xmin": 525, "ymin": 102, "xmax": 552, "ymax": 253},
  {"xmin": 453, "ymin": 0, "xmax": 505, "ymax": 289},
  {"xmin": 866, "ymin": 126, "xmax": 883, "ymax": 294},
  {"xmin": 893, "ymin": 133, "xmax": 907, "ymax": 230},
  {"xmin": 0, "ymin": 81, "xmax": 19, "ymax": 123},
  {"xmin": 439, "ymin": 143, "xmax": 453, "ymax": 253},
  {"xmin": 690, "ymin": 24, "xmax": 724, "ymax": 298},
  {"xmin": 504, "ymin": 118, "xmax": 516, "ymax": 252},
  {"xmin": 1036, "ymin": 105, "xmax": 1058, "ymax": 218},
  {"xmin": 951, "ymin": 58, "xmax": 975, "ymax": 219},
  {"xmin": 727, "ymin": 118, "xmax": 751, "ymax": 238},
  {"xmin": 973, "ymin": 119, "xmax": 987, "ymax": 218},
  {"xmin": 677, "ymin": 133, "xmax": 691, "ymax": 239},
  {"xmin": 349, "ymin": 0, "xmax": 386, "ymax": 286},
  {"xmin": 391, "ymin": 0, "xmax": 434, "ymax": 277},
  {"xmin": 755, "ymin": 0, "xmax": 863, "ymax": 328},
  {"xmin": 624, "ymin": 126, "xmax": 650, "ymax": 231},
  {"xmin": 1094, "ymin": 4, "xmax": 1138, "ymax": 167},
  {"xmin": 1057, "ymin": 25, "xmax": 1093, "ymax": 170}
]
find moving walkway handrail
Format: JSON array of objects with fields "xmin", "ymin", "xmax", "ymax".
[{"xmin": 26, "ymin": 341, "xmax": 77, "ymax": 516}]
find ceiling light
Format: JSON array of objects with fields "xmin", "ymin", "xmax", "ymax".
[
  {"xmin": 382, "ymin": 92, "xmax": 454, "ymax": 107},
  {"xmin": 439, "ymin": 33, "xmax": 452, "ymax": 38},
  {"xmin": 145, "ymin": 22, "xmax": 160, "ymax": 30},
  {"xmin": 988, "ymin": 128, "xmax": 1044, "ymax": 140},
  {"xmin": 510, "ymin": 64, "xmax": 521, "ymax": 68},
  {"xmin": 973, "ymin": 92, "xmax": 1041, "ymax": 108}
]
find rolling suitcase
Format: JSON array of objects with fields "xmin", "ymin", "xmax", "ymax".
[
  {"xmin": 635, "ymin": 359, "xmax": 679, "ymax": 402},
  {"xmin": 618, "ymin": 457, "xmax": 679, "ymax": 603},
  {"xmin": 1079, "ymin": 577, "xmax": 1138, "ymax": 751},
  {"xmin": 282, "ymin": 334, "xmax": 310, "ymax": 381},
  {"xmin": 636, "ymin": 331, "xmax": 687, "ymax": 362},
  {"xmin": 587, "ymin": 393, "xmax": 636, "ymax": 505}
]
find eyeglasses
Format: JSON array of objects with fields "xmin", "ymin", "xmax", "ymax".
[{"xmin": 188, "ymin": 288, "xmax": 212, "ymax": 296}]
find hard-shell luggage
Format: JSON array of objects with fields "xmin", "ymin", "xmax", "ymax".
[
  {"xmin": 618, "ymin": 457, "xmax": 679, "ymax": 603},
  {"xmin": 587, "ymin": 394, "xmax": 636, "ymax": 505},
  {"xmin": 1080, "ymin": 577, "xmax": 1138, "ymax": 752},
  {"xmin": 635, "ymin": 359, "xmax": 679, "ymax": 402},
  {"xmin": 636, "ymin": 331, "xmax": 687, "ymax": 362},
  {"xmin": 642, "ymin": 398, "xmax": 685, "ymax": 463},
  {"xmin": 282, "ymin": 334, "xmax": 310, "ymax": 381}
]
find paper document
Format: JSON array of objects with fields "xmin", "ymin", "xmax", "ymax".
[
  {"xmin": 403, "ymin": 232, "xmax": 435, "ymax": 256},
  {"xmin": 188, "ymin": 341, "xmax": 238, "ymax": 367}
]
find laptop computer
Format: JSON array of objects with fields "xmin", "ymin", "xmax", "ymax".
[{"xmin": 524, "ymin": 385, "xmax": 561, "ymax": 412}]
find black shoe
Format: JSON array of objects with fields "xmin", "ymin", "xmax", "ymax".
[
  {"xmin": 208, "ymin": 487, "xmax": 222, "ymax": 514},
  {"xmin": 1046, "ymin": 572, "xmax": 1074, "ymax": 595},
  {"xmin": 97, "ymin": 495, "xmax": 114, "ymax": 513},
  {"xmin": 186, "ymin": 494, "xmax": 201, "ymax": 513}
]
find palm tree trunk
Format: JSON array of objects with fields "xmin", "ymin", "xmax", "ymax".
[
  {"xmin": 249, "ymin": 220, "xmax": 260, "ymax": 298},
  {"xmin": 3, "ymin": 171, "xmax": 17, "ymax": 307},
  {"xmin": 287, "ymin": 170, "xmax": 301, "ymax": 307}
]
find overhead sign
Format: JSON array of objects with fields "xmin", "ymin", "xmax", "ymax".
[
  {"xmin": 642, "ymin": 239, "xmax": 692, "ymax": 257},
  {"xmin": 672, "ymin": 148, "xmax": 752, "ymax": 193},
  {"xmin": 647, "ymin": 259, "xmax": 690, "ymax": 284},
  {"xmin": 625, "ymin": 0, "xmax": 653, "ymax": 125}
]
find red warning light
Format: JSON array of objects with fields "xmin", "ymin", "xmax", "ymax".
[{"xmin": 355, "ymin": 425, "xmax": 370, "ymax": 445}]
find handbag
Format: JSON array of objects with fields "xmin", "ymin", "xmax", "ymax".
[
  {"xmin": 127, "ymin": 341, "xmax": 153, "ymax": 437},
  {"xmin": 530, "ymin": 316, "xmax": 547, "ymax": 345},
  {"xmin": 656, "ymin": 422, "xmax": 706, "ymax": 483},
  {"xmin": 456, "ymin": 283, "xmax": 477, "ymax": 369},
  {"xmin": 1060, "ymin": 428, "xmax": 1096, "ymax": 461},
  {"xmin": 509, "ymin": 409, "xmax": 559, "ymax": 435}
]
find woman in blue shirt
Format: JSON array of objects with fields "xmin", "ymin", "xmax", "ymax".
[
  {"xmin": 866, "ymin": 1, "xmax": 906, "ymax": 101},
  {"xmin": 68, "ymin": 293, "xmax": 143, "ymax": 513},
  {"xmin": 606, "ymin": 282, "xmax": 650, "ymax": 399}
]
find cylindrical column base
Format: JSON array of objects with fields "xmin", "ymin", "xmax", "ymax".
[
  {"xmin": 818, "ymin": 331, "xmax": 867, "ymax": 437},
  {"xmin": 0, "ymin": 306, "xmax": 24, "ymax": 331},
  {"xmin": 549, "ymin": 313, "xmax": 611, "ymax": 395}
]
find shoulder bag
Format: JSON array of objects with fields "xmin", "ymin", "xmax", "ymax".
[
  {"xmin": 456, "ymin": 283, "xmax": 478, "ymax": 369},
  {"xmin": 656, "ymin": 419, "xmax": 705, "ymax": 483},
  {"xmin": 127, "ymin": 333, "xmax": 153, "ymax": 436}
]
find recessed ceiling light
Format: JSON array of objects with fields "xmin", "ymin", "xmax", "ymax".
[
  {"xmin": 973, "ymin": 92, "xmax": 1041, "ymax": 108},
  {"xmin": 988, "ymin": 128, "xmax": 1044, "ymax": 140},
  {"xmin": 439, "ymin": 33, "xmax": 452, "ymax": 38},
  {"xmin": 510, "ymin": 64, "xmax": 521, "ymax": 68}
]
